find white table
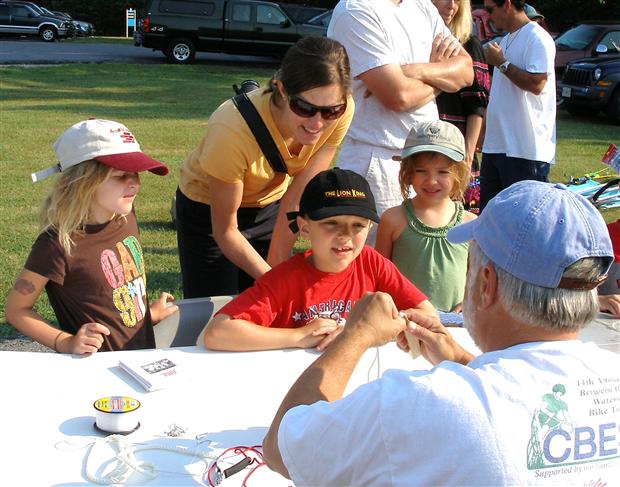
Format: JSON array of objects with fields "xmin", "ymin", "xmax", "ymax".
[
  {"xmin": 0, "ymin": 329, "xmax": 478, "ymax": 486},
  {"xmin": 0, "ymin": 320, "xmax": 616, "ymax": 486}
]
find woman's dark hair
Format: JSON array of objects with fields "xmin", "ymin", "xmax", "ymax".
[{"xmin": 268, "ymin": 37, "xmax": 350, "ymax": 103}]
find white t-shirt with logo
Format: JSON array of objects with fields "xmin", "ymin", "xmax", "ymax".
[
  {"xmin": 327, "ymin": 0, "xmax": 451, "ymax": 150},
  {"xmin": 483, "ymin": 22, "xmax": 556, "ymax": 163},
  {"xmin": 279, "ymin": 340, "xmax": 620, "ymax": 486}
]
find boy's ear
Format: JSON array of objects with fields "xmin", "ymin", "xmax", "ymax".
[{"xmin": 297, "ymin": 216, "xmax": 310, "ymax": 237}]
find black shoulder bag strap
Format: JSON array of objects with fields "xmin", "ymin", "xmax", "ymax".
[{"xmin": 232, "ymin": 93, "xmax": 288, "ymax": 174}]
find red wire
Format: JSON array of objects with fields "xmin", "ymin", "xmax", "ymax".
[{"xmin": 207, "ymin": 445, "xmax": 264, "ymax": 487}]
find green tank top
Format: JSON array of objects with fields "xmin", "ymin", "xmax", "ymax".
[{"xmin": 392, "ymin": 200, "xmax": 469, "ymax": 311}]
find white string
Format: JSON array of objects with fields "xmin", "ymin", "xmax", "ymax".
[
  {"xmin": 366, "ymin": 346, "xmax": 381, "ymax": 382},
  {"xmin": 82, "ymin": 434, "xmax": 217, "ymax": 485}
]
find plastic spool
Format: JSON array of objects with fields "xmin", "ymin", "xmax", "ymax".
[{"xmin": 93, "ymin": 396, "xmax": 141, "ymax": 435}]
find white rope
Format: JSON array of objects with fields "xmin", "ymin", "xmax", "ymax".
[
  {"xmin": 83, "ymin": 434, "xmax": 216, "ymax": 485},
  {"xmin": 367, "ymin": 346, "xmax": 381, "ymax": 382}
]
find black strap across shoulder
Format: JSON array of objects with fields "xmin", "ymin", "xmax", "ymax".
[{"xmin": 232, "ymin": 93, "xmax": 288, "ymax": 174}]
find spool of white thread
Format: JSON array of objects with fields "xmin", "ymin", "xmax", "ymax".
[{"xmin": 93, "ymin": 396, "xmax": 141, "ymax": 434}]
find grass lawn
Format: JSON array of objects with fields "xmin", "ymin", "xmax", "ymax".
[
  {"xmin": 0, "ymin": 63, "xmax": 618, "ymax": 339},
  {"xmin": 68, "ymin": 36, "xmax": 135, "ymax": 44}
]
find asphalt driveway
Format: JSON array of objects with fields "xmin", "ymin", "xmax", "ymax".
[{"xmin": 0, "ymin": 38, "xmax": 279, "ymax": 65}]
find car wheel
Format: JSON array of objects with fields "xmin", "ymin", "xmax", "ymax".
[
  {"xmin": 167, "ymin": 38, "xmax": 195, "ymax": 64},
  {"xmin": 566, "ymin": 103, "xmax": 594, "ymax": 117},
  {"xmin": 606, "ymin": 89, "xmax": 620, "ymax": 125},
  {"xmin": 40, "ymin": 26, "xmax": 57, "ymax": 42}
]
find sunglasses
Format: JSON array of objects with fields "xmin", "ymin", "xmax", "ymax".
[{"xmin": 288, "ymin": 95, "xmax": 347, "ymax": 120}]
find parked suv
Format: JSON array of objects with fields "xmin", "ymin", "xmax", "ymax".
[
  {"xmin": 134, "ymin": 0, "xmax": 328, "ymax": 63},
  {"xmin": 0, "ymin": 0, "xmax": 73, "ymax": 41},
  {"xmin": 558, "ymin": 55, "xmax": 620, "ymax": 124},
  {"xmin": 555, "ymin": 22, "xmax": 620, "ymax": 75}
]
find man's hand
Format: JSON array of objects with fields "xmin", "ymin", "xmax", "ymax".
[
  {"xmin": 397, "ymin": 310, "xmax": 473, "ymax": 365},
  {"xmin": 483, "ymin": 41, "xmax": 505, "ymax": 67},
  {"xmin": 430, "ymin": 33, "xmax": 461, "ymax": 63},
  {"xmin": 342, "ymin": 292, "xmax": 406, "ymax": 348},
  {"xmin": 60, "ymin": 322, "xmax": 110, "ymax": 355}
]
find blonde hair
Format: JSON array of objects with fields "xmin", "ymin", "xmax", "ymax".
[
  {"xmin": 399, "ymin": 152, "xmax": 470, "ymax": 201},
  {"xmin": 434, "ymin": 0, "xmax": 473, "ymax": 44},
  {"xmin": 39, "ymin": 160, "xmax": 123, "ymax": 254}
]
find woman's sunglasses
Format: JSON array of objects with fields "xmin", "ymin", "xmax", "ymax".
[{"xmin": 288, "ymin": 95, "xmax": 347, "ymax": 120}]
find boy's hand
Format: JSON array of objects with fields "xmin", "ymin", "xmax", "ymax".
[
  {"xmin": 295, "ymin": 318, "xmax": 341, "ymax": 349},
  {"xmin": 599, "ymin": 294, "xmax": 620, "ymax": 318},
  {"xmin": 60, "ymin": 322, "xmax": 110, "ymax": 355},
  {"xmin": 314, "ymin": 324, "xmax": 344, "ymax": 352},
  {"xmin": 150, "ymin": 292, "xmax": 178, "ymax": 324}
]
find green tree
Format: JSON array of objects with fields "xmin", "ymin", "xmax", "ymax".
[{"xmin": 528, "ymin": 0, "xmax": 620, "ymax": 32}]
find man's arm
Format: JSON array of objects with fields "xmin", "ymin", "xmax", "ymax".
[
  {"xmin": 359, "ymin": 63, "xmax": 439, "ymax": 113},
  {"xmin": 402, "ymin": 42, "xmax": 474, "ymax": 93},
  {"xmin": 203, "ymin": 314, "xmax": 341, "ymax": 351},
  {"xmin": 358, "ymin": 34, "xmax": 471, "ymax": 112},
  {"xmin": 263, "ymin": 292, "xmax": 406, "ymax": 477},
  {"xmin": 484, "ymin": 42, "xmax": 548, "ymax": 95}
]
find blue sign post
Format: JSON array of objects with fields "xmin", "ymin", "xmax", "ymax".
[{"xmin": 126, "ymin": 8, "xmax": 136, "ymax": 38}]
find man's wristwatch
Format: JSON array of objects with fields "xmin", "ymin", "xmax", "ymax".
[{"xmin": 499, "ymin": 60, "xmax": 511, "ymax": 74}]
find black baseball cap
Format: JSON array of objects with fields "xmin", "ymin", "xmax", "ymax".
[{"xmin": 287, "ymin": 168, "xmax": 379, "ymax": 232}]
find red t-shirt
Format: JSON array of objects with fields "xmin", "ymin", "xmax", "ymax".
[
  {"xmin": 607, "ymin": 220, "xmax": 620, "ymax": 262},
  {"xmin": 218, "ymin": 246, "xmax": 427, "ymax": 328},
  {"xmin": 599, "ymin": 220, "xmax": 620, "ymax": 296}
]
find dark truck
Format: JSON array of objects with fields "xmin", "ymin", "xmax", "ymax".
[
  {"xmin": 558, "ymin": 55, "xmax": 620, "ymax": 124},
  {"xmin": 134, "ymin": 0, "xmax": 328, "ymax": 63},
  {"xmin": 0, "ymin": 0, "xmax": 74, "ymax": 41}
]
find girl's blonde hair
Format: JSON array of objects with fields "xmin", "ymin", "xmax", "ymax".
[
  {"xmin": 435, "ymin": 0, "xmax": 473, "ymax": 44},
  {"xmin": 39, "ymin": 160, "xmax": 122, "ymax": 254},
  {"xmin": 399, "ymin": 152, "xmax": 471, "ymax": 202}
]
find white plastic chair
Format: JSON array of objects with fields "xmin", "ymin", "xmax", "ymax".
[{"xmin": 154, "ymin": 296, "xmax": 233, "ymax": 348}]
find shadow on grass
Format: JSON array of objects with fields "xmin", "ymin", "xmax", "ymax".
[
  {"xmin": 143, "ymin": 247, "xmax": 178, "ymax": 256},
  {"xmin": 140, "ymin": 220, "xmax": 175, "ymax": 231},
  {"xmin": 1, "ymin": 63, "xmax": 276, "ymax": 120},
  {"xmin": 148, "ymin": 271, "xmax": 182, "ymax": 297}
]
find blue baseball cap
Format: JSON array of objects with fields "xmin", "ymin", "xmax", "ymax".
[{"xmin": 447, "ymin": 181, "xmax": 613, "ymax": 289}]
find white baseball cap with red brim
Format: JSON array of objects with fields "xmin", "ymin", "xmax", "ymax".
[{"xmin": 31, "ymin": 119, "xmax": 168, "ymax": 182}]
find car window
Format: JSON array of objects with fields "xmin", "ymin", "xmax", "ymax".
[
  {"xmin": 232, "ymin": 3, "xmax": 251, "ymax": 22},
  {"xmin": 599, "ymin": 31, "xmax": 620, "ymax": 53},
  {"xmin": 24, "ymin": 3, "xmax": 44, "ymax": 15},
  {"xmin": 257, "ymin": 5, "xmax": 285, "ymax": 25},
  {"xmin": 10, "ymin": 5, "xmax": 34, "ymax": 17},
  {"xmin": 159, "ymin": 0, "xmax": 215, "ymax": 16},
  {"xmin": 307, "ymin": 11, "xmax": 331, "ymax": 27},
  {"xmin": 555, "ymin": 25, "xmax": 601, "ymax": 50},
  {"xmin": 0, "ymin": 5, "xmax": 9, "ymax": 16}
]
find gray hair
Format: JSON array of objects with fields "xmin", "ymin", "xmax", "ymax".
[{"xmin": 468, "ymin": 242, "xmax": 603, "ymax": 331}]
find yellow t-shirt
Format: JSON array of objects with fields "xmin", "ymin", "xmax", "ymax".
[{"xmin": 179, "ymin": 89, "xmax": 354, "ymax": 208}]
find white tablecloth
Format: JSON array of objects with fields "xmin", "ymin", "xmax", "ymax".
[
  {"xmin": 1, "ymin": 319, "xmax": 617, "ymax": 486},
  {"xmin": 0, "ymin": 330, "xmax": 479, "ymax": 486}
]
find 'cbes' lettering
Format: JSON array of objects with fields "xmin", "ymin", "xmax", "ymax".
[{"xmin": 543, "ymin": 423, "xmax": 618, "ymax": 464}]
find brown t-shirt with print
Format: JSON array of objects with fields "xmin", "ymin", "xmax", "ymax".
[{"xmin": 25, "ymin": 213, "xmax": 155, "ymax": 351}]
